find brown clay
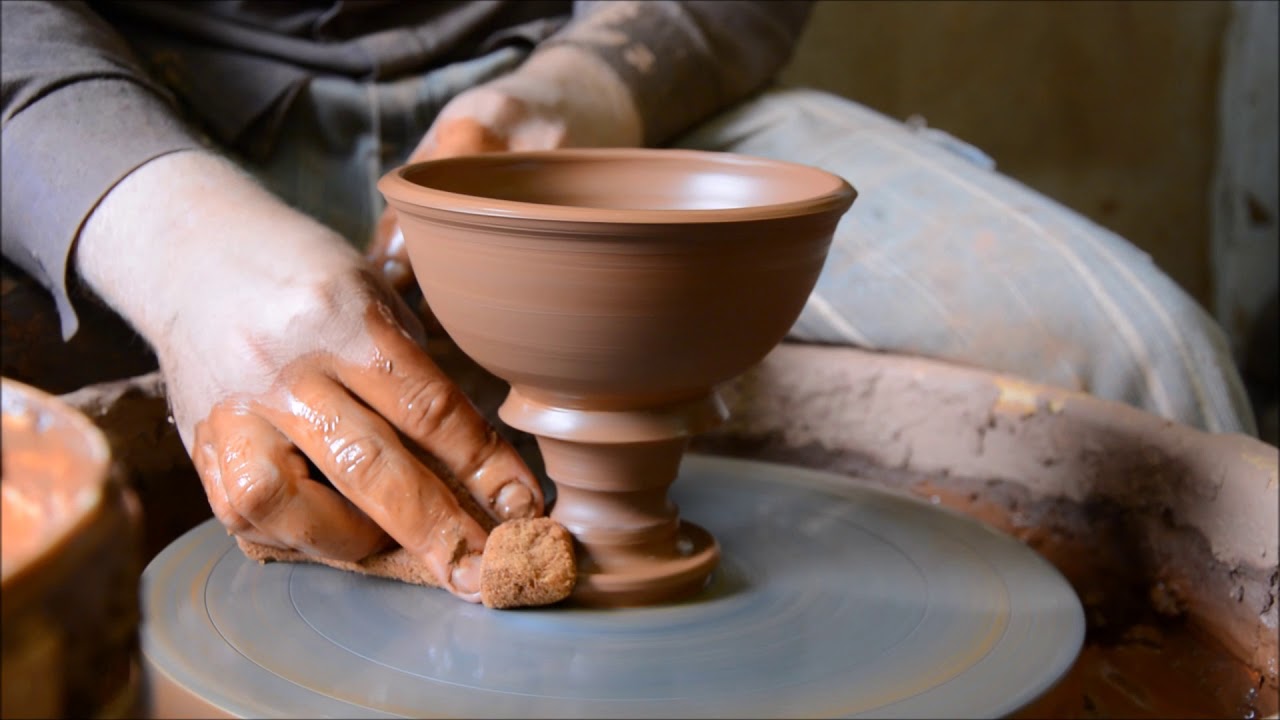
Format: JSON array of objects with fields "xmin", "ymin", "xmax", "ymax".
[
  {"xmin": 1, "ymin": 378, "xmax": 143, "ymax": 718},
  {"xmin": 379, "ymin": 148, "xmax": 855, "ymax": 605}
]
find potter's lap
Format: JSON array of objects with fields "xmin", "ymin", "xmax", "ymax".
[{"xmin": 675, "ymin": 87, "xmax": 1255, "ymax": 436}]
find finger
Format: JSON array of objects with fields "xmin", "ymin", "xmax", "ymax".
[
  {"xmin": 367, "ymin": 204, "xmax": 397, "ymax": 261},
  {"xmin": 371, "ymin": 116, "xmax": 511, "ymax": 293},
  {"xmin": 335, "ymin": 308, "xmax": 544, "ymax": 524},
  {"xmin": 258, "ymin": 371, "xmax": 489, "ymax": 599},
  {"xmin": 192, "ymin": 416, "xmax": 279, "ymax": 548},
  {"xmin": 367, "ymin": 208, "xmax": 415, "ymax": 294},
  {"xmin": 430, "ymin": 117, "xmax": 509, "ymax": 159},
  {"xmin": 207, "ymin": 404, "xmax": 390, "ymax": 562}
]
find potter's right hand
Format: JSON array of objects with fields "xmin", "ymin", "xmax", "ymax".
[{"xmin": 75, "ymin": 151, "xmax": 544, "ymax": 602}]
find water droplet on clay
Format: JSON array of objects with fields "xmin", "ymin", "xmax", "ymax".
[{"xmin": 676, "ymin": 537, "xmax": 694, "ymax": 556}]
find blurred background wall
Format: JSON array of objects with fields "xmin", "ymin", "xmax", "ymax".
[{"xmin": 781, "ymin": 0, "xmax": 1278, "ymax": 441}]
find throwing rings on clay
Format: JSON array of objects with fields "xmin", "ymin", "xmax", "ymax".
[{"xmin": 140, "ymin": 454, "xmax": 1084, "ymax": 718}]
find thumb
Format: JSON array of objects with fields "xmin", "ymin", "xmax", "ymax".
[
  {"xmin": 370, "ymin": 118, "xmax": 511, "ymax": 290},
  {"xmin": 430, "ymin": 117, "xmax": 510, "ymax": 159},
  {"xmin": 367, "ymin": 208, "xmax": 413, "ymax": 293}
]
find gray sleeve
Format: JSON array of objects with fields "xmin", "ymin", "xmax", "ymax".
[
  {"xmin": 540, "ymin": 1, "xmax": 813, "ymax": 146},
  {"xmin": 1, "ymin": 0, "xmax": 207, "ymax": 339}
]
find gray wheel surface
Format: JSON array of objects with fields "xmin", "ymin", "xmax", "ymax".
[{"xmin": 141, "ymin": 454, "xmax": 1083, "ymax": 718}]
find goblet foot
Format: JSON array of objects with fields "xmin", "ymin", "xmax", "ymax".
[{"xmin": 572, "ymin": 521, "xmax": 720, "ymax": 607}]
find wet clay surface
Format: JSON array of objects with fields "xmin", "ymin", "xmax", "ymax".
[
  {"xmin": 534, "ymin": 432, "xmax": 721, "ymax": 606},
  {"xmin": 379, "ymin": 149, "xmax": 855, "ymax": 605},
  {"xmin": 1016, "ymin": 624, "xmax": 1272, "ymax": 719}
]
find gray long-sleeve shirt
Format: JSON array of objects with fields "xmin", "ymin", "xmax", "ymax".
[{"xmin": 1, "ymin": 0, "xmax": 812, "ymax": 338}]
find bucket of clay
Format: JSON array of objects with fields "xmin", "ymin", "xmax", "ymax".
[{"xmin": 1, "ymin": 378, "xmax": 144, "ymax": 718}]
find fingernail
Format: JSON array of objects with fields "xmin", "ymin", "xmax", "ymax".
[
  {"xmin": 494, "ymin": 482, "xmax": 535, "ymax": 520},
  {"xmin": 450, "ymin": 554, "xmax": 483, "ymax": 598}
]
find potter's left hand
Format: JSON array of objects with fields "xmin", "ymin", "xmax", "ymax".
[{"xmin": 367, "ymin": 45, "xmax": 643, "ymax": 293}]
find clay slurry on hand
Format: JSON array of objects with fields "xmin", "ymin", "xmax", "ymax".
[{"xmin": 237, "ymin": 517, "xmax": 576, "ymax": 609}]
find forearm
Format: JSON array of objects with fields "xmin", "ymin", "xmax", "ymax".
[
  {"xmin": 76, "ymin": 150, "xmax": 358, "ymax": 349},
  {"xmin": 1, "ymin": 0, "xmax": 205, "ymax": 338},
  {"xmin": 541, "ymin": 1, "xmax": 814, "ymax": 145}
]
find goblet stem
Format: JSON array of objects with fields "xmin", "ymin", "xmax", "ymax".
[{"xmin": 498, "ymin": 388, "xmax": 725, "ymax": 606}]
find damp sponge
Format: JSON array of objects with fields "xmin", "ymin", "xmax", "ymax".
[{"xmin": 479, "ymin": 517, "xmax": 577, "ymax": 609}]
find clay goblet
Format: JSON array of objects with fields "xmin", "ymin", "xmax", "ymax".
[{"xmin": 379, "ymin": 149, "xmax": 855, "ymax": 606}]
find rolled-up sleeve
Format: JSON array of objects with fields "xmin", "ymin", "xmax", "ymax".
[
  {"xmin": 540, "ymin": 1, "xmax": 813, "ymax": 146},
  {"xmin": 2, "ymin": 0, "xmax": 206, "ymax": 339}
]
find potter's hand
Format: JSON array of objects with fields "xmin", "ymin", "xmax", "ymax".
[
  {"xmin": 368, "ymin": 45, "xmax": 643, "ymax": 292},
  {"xmin": 76, "ymin": 151, "xmax": 543, "ymax": 602}
]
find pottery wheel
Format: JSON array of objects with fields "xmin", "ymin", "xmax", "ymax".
[{"xmin": 141, "ymin": 454, "xmax": 1084, "ymax": 718}]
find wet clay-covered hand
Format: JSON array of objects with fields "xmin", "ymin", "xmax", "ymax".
[
  {"xmin": 368, "ymin": 44, "xmax": 643, "ymax": 292},
  {"xmin": 75, "ymin": 150, "xmax": 543, "ymax": 602}
]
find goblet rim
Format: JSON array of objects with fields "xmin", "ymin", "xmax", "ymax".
[{"xmin": 378, "ymin": 147, "xmax": 855, "ymax": 226}]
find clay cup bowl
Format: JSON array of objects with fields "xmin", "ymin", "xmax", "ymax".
[{"xmin": 380, "ymin": 149, "xmax": 855, "ymax": 606}]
